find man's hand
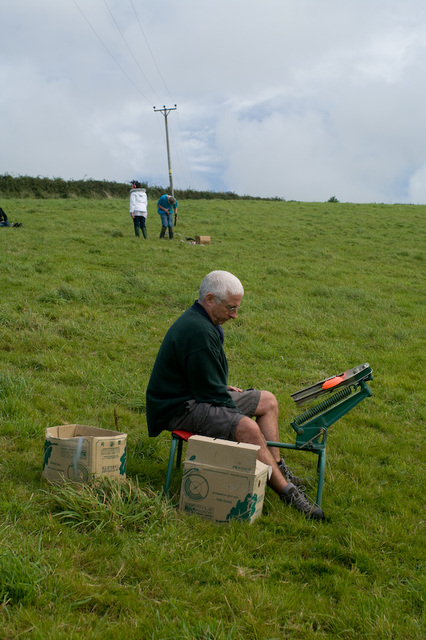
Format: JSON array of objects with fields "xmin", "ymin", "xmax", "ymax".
[{"xmin": 227, "ymin": 385, "xmax": 243, "ymax": 393}]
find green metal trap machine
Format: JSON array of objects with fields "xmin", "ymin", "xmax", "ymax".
[{"xmin": 266, "ymin": 363, "xmax": 373, "ymax": 506}]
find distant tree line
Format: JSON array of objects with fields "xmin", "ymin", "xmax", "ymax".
[{"xmin": 0, "ymin": 174, "xmax": 284, "ymax": 201}]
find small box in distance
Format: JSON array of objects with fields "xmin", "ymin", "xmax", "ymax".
[{"xmin": 195, "ymin": 235, "xmax": 211, "ymax": 245}]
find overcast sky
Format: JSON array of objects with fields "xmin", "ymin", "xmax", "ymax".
[{"xmin": 1, "ymin": 0, "xmax": 426, "ymax": 203}]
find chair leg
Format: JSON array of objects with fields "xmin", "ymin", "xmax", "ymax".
[
  {"xmin": 315, "ymin": 449, "xmax": 326, "ymax": 507},
  {"xmin": 176, "ymin": 438, "xmax": 183, "ymax": 468},
  {"xmin": 165, "ymin": 437, "xmax": 178, "ymax": 497}
]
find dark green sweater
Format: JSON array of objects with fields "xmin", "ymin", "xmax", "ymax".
[{"xmin": 146, "ymin": 305, "xmax": 238, "ymax": 436}]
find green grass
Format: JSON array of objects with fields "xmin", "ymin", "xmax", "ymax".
[{"xmin": 0, "ymin": 197, "xmax": 425, "ymax": 639}]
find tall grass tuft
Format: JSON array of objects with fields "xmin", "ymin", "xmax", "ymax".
[{"xmin": 44, "ymin": 477, "xmax": 174, "ymax": 533}]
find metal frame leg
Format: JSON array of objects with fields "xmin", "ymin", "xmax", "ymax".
[
  {"xmin": 176, "ymin": 438, "xmax": 183, "ymax": 468},
  {"xmin": 164, "ymin": 435, "xmax": 187, "ymax": 497},
  {"xmin": 315, "ymin": 449, "xmax": 326, "ymax": 507},
  {"xmin": 164, "ymin": 436, "xmax": 178, "ymax": 497},
  {"xmin": 266, "ymin": 440, "xmax": 326, "ymax": 507}
]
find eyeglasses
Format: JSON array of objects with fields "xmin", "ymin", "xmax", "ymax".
[
  {"xmin": 215, "ymin": 297, "xmax": 240, "ymax": 312},
  {"xmin": 223, "ymin": 303, "xmax": 239, "ymax": 312}
]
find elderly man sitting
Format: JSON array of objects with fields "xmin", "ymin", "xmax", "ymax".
[{"xmin": 146, "ymin": 270, "xmax": 324, "ymax": 520}]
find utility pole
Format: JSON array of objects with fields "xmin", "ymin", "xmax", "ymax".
[{"xmin": 153, "ymin": 104, "xmax": 177, "ymax": 196}]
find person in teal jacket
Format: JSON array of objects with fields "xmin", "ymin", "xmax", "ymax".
[
  {"xmin": 146, "ymin": 270, "xmax": 324, "ymax": 520},
  {"xmin": 157, "ymin": 194, "xmax": 177, "ymax": 239}
]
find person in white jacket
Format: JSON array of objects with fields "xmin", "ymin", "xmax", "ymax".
[{"xmin": 129, "ymin": 181, "xmax": 148, "ymax": 239}]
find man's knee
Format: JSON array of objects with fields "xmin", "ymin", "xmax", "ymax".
[
  {"xmin": 235, "ymin": 417, "xmax": 263, "ymax": 445},
  {"xmin": 256, "ymin": 390, "xmax": 279, "ymax": 416}
]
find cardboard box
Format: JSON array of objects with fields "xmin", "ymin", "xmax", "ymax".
[
  {"xmin": 195, "ymin": 235, "xmax": 211, "ymax": 245},
  {"xmin": 43, "ymin": 424, "xmax": 127, "ymax": 483},
  {"xmin": 179, "ymin": 435, "xmax": 269, "ymax": 524}
]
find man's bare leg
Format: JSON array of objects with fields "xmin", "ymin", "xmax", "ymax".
[
  {"xmin": 252, "ymin": 390, "xmax": 282, "ymax": 464},
  {"xmin": 234, "ymin": 415, "xmax": 286, "ymax": 494},
  {"xmin": 252, "ymin": 390, "xmax": 306, "ymax": 488}
]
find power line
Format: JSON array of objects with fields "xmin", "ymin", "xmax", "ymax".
[
  {"xmin": 129, "ymin": 0, "xmax": 197, "ymax": 188},
  {"xmin": 72, "ymin": 0, "xmax": 151, "ymax": 103},
  {"xmin": 103, "ymin": 0, "xmax": 161, "ymax": 103},
  {"xmin": 129, "ymin": 0, "xmax": 175, "ymax": 104},
  {"xmin": 73, "ymin": 0, "xmax": 195, "ymax": 190}
]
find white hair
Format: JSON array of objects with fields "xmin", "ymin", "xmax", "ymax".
[{"xmin": 199, "ymin": 270, "xmax": 244, "ymax": 302}]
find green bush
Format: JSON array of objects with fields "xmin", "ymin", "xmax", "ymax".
[{"xmin": 0, "ymin": 174, "xmax": 281, "ymax": 201}]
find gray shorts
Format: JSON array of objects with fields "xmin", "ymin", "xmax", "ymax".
[{"xmin": 168, "ymin": 388, "xmax": 261, "ymax": 441}]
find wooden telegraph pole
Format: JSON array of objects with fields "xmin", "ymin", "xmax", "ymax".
[{"xmin": 153, "ymin": 104, "xmax": 177, "ymax": 196}]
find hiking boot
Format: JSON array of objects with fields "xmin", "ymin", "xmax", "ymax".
[
  {"xmin": 277, "ymin": 458, "xmax": 304, "ymax": 486},
  {"xmin": 280, "ymin": 483, "xmax": 325, "ymax": 520}
]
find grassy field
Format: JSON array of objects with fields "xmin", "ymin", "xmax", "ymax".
[{"xmin": 0, "ymin": 197, "xmax": 425, "ymax": 639}]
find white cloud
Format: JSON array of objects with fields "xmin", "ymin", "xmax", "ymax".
[
  {"xmin": 1, "ymin": 0, "xmax": 426, "ymax": 202},
  {"xmin": 408, "ymin": 164, "xmax": 426, "ymax": 203}
]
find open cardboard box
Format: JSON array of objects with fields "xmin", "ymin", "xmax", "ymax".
[{"xmin": 43, "ymin": 424, "xmax": 127, "ymax": 483}]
